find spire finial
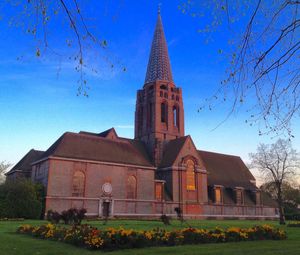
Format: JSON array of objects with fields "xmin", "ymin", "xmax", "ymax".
[{"xmin": 158, "ymin": 3, "xmax": 161, "ymax": 14}]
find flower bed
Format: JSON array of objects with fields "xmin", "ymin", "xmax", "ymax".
[
  {"xmin": 287, "ymin": 222, "xmax": 300, "ymax": 227},
  {"xmin": 17, "ymin": 224, "xmax": 287, "ymax": 250}
]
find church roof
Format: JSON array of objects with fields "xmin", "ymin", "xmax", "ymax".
[
  {"xmin": 144, "ymin": 11, "xmax": 173, "ymax": 84},
  {"xmin": 79, "ymin": 128, "xmax": 118, "ymax": 139},
  {"xmin": 36, "ymin": 132, "xmax": 154, "ymax": 168},
  {"xmin": 198, "ymin": 150, "xmax": 257, "ymax": 191},
  {"xmin": 159, "ymin": 136, "xmax": 189, "ymax": 167},
  {"xmin": 6, "ymin": 149, "xmax": 44, "ymax": 176}
]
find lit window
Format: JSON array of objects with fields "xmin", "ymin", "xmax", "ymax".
[
  {"xmin": 155, "ymin": 182, "xmax": 163, "ymax": 201},
  {"xmin": 127, "ymin": 175, "xmax": 137, "ymax": 199},
  {"xmin": 186, "ymin": 159, "xmax": 196, "ymax": 190},
  {"xmin": 215, "ymin": 187, "xmax": 222, "ymax": 204},
  {"xmin": 72, "ymin": 171, "xmax": 85, "ymax": 197}
]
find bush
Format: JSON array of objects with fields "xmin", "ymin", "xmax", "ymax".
[
  {"xmin": 160, "ymin": 214, "xmax": 171, "ymax": 225},
  {"xmin": 0, "ymin": 180, "xmax": 42, "ymax": 219},
  {"xmin": 285, "ymin": 213, "xmax": 300, "ymax": 221},
  {"xmin": 48, "ymin": 208, "xmax": 86, "ymax": 225},
  {"xmin": 46, "ymin": 210, "xmax": 61, "ymax": 224}
]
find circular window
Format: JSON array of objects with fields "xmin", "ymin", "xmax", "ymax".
[{"xmin": 102, "ymin": 182, "xmax": 112, "ymax": 194}]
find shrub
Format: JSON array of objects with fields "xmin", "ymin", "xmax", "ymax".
[
  {"xmin": 0, "ymin": 180, "xmax": 42, "ymax": 219},
  {"xmin": 49, "ymin": 208, "xmax": 86, "ymax": 225},
  {"xmin": 285, "ymin": 213, "xmax": 300, "ymax": 221},
  {"xmin": 160, "ymin": 214, "xmax": 171, "ymax": 225},
  {"xmin": 46, "ymin": 210, "xmax": 61, "ymax": 224}
]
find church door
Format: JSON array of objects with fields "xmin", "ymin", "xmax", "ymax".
[{"xmin": 102, "ymin": 201, "xmax": 110, "ymax": 217}]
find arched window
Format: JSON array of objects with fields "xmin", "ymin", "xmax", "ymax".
[
  {"xmin": 173, "ymin": 106, "xmax": 179, "ymax": 127},
  {"xmin": 161, "ymin": 102, "xmax": 167, "ymax": 123},
  {"xmin": 164, "ymin": 92, "xmax": 168, "ymax": 99},
  {"xmin": 127, "ymin": 175, "xmax": 137, "ymax": 199},
  {"xmin": 186, "ymin": 159, "xmax": 196, "ymax": 191},
  {"xmin": 72, "ymin": 171, "xmax": 85, "ymax": 197}
]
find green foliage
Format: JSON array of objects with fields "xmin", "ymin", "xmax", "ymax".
[{"xmin": 0, "ymin": 180, "xmax": 42, "ymax": 219}]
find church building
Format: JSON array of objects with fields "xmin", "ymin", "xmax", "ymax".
[{"xmin": 7, "ymin": 11, "xmax": 277, "ymax": 219}]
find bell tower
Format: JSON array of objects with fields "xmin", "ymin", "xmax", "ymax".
[{"xmin": 134, "ymin": 10, "xmax": 185, "ymax": 165}]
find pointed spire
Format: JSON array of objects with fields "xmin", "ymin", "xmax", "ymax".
[{"xmin": 144, "ymin": 10, "xmax": 173, "ymax": 84}]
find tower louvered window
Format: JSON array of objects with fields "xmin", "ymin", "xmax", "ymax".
[{"xmin": 161, "ymin": 102, "xmax": 167, "ymax": 123}]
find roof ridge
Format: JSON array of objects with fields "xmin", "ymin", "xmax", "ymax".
[{"xmin": 198, "ymin": 149, "xmax": 241, "ymax": 158}]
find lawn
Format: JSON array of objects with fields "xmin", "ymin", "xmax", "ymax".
[{"xmin": 0, "ymin": 219, "xmax": 299, "ymax": 255}]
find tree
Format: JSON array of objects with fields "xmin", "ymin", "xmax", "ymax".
[
  {"xmin": 261, "ymin": 181, "xmax": 300, "ymax": 215},
  {"xmin": 0, "ymin": 179, "xmax": 42, "ymax": 219},
  {"xmin": 249, "ymin": 139, "xmax": 300, "ymax": 224},
  {"xmin": 0, "ymin": 161, "xmax": 11, "ymax": 183},
  {"xmin": 180, "ymin": 0, "xmax": 299, "ymax": 137}
]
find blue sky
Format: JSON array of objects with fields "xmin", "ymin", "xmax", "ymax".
[{"xmin": 0, "ymin": 0, "xmax": 299, "ymax": 181}]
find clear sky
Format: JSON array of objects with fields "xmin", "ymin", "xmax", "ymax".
[{"xmin": 0, "ymin": 0, "xmax": 299, "ymax": 182}]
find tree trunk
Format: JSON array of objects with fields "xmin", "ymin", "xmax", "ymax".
[{"xmin": 277, "ymin": 190, "xmax": 285, "ymax": 225}]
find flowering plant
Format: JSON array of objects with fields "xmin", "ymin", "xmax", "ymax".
[{"xmin": 17, "ymin": 223, "xmax": 286, "ymax": 250}]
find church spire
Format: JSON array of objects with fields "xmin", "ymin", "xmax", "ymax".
[{"xmin": 144, "ymin": 10, "xmax": 173, "ymax": 84}]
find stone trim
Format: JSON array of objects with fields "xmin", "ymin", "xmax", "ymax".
[{"xmin": 33, "ymin": 156, "xmax": 156, "ymax": 170}]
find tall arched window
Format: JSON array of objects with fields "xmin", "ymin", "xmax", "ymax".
[
  {"xmin": 72, "ymin": 171, "xmax": 85, "ymax": 197},
  {"xmin": 127, "ymin": 175, "xmax": 137, "ymax": 199},
  {"xmin": 161, "ymin": 102, "xmax": 167, "ymax": 123},
  {"xmin": 173, "ymin": 106, "xmax": 179, "ymax": 127},
  {"xmin": 186, "ymin": 159, "xmax": 196, "ymax": 191}
]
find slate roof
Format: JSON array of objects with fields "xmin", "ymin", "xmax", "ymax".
[
  {"xmin": 36, "ymin": 132, "xmax": 153, "ymax": 167},
  {"xmin": 79, "ymin": 128, "xmax": 116, "ymax": 138},
  {"xmin": 159, "ymin": 136, "xmax": 188, "ymax": 167},
  {"xmin": 198, "ymin": 150, "xmax": 257, "ymax": 191},
  {"xmin": 6, "ymin": 149, "xmax": 44, "ymax": 176},
  {"xmin": 144, "ymin": 11, "xmax": 173, "ymax": 84}
]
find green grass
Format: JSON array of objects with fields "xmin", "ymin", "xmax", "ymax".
[{"xmin": 0, "ymin": 219, "xmax": 299, "ymax": 255}]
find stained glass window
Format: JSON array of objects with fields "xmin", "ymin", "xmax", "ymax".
[{"xmin": 186, "ymin": 159, "xmax": 196, "ymax": 190}]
